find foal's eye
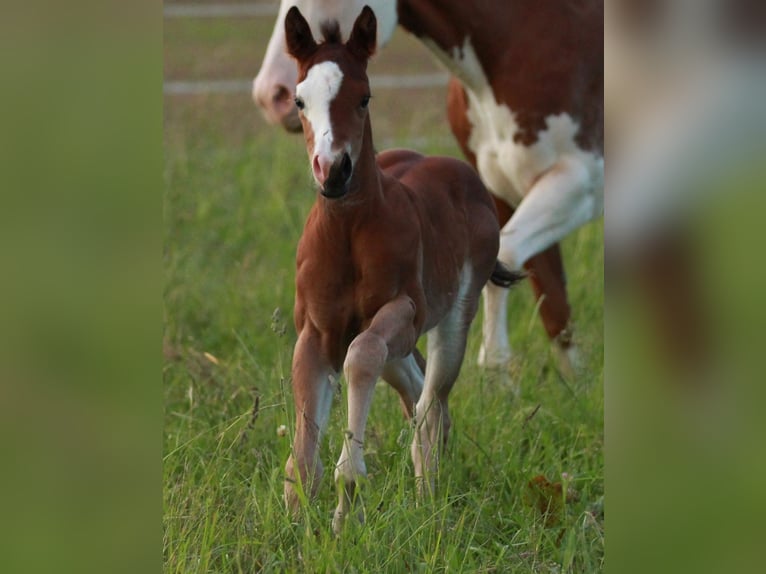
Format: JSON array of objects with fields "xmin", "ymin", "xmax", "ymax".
[
  {"xmin": 294, "ymin": 97, "xmax": 305, "ymax": 110},
  {"xmin": 360, "ymin": 95, "xmax": 371, "ymax": 109}
]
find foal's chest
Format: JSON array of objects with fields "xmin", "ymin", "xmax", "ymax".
[{"xmin": 296, "ymin": 237, "xmax": 402, "ymax": 335}]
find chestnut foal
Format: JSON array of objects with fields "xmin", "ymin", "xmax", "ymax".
[{"xmin": 283, "ymin": 6, "xmax": 520, "ymax": 532}]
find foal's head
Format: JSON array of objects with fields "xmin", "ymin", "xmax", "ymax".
[{"xmin": 285, "ymin": 5, "xmax": 377, "ymax": 199}]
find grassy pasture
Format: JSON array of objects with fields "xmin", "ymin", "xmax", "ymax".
[{"xmin": 164, "ymin": 5, "xmax": 604, "ymax": 572}]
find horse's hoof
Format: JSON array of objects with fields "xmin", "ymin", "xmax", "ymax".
[
  {"xmin": 553, "ymin": 342, "xmax": 582, "ymax": 380},
  {"xmin": 477, "ymin": 344, "xmax": 512, "ymax": 370}
]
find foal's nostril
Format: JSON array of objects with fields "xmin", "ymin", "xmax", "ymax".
[{"xmin": 340, "ymin": 153, "xmax": 352, "ymax": 181}]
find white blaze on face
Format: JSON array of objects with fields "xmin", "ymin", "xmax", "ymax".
[{"xmin": 296, "ymin": 61, "xmax": 345, "ymax": 185}]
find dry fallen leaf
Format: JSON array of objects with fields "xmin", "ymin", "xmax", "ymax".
[{"xmin": 524, "ymin": 474, "xmax": 579, "ymax": 526}]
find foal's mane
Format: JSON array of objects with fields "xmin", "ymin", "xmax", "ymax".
[{"xmin": 319, "ymin": 20, "xmax": 342, "ymax": 45}]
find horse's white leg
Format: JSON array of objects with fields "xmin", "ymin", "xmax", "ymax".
[
  {"xmin": 412, "ymin": 269, "xmax": 480, "ymax": 497},
  {"xmin": 333, "ymin": 295, "xmax": 418, "ymax": 533},
  {"xmin": 478, "ymin": 155, "xmax": 602, "ymax": 372},
  {"xmin": 552, "ymin": 326, "xmax": 581, "ymax": 379},
  {"xmin": 478, "ymin": 269, "xmax": 580, "ymax": 378},
  {"xmin": 525, "ymin": 244, "xmax": 580, "ymax": 378},
  {"xmin": 493, "ymin": 156, "xmax": 600, "ymax": 376},
  {"xmin": 478, "ymin": 281, "xmax": 512, "ymax": 369},
  {"xmin": 497, "ymin": 155, "xmax": 603, "ymax": 271},
  {"xmin": 285, "ymin": 328, "xmax": 337, "ymax": 514},
  {"xmin": 381, "ymin": 353, "xmax": 424, "ymax": 418}
]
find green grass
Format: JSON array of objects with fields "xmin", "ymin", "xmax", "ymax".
[{"xmin": 164, "ymin": 14, "xmax": 603, "ymax": 573}]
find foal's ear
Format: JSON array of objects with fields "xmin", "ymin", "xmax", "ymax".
[
  {"xmin": 347, "ymin": 5, "xmax": 377, "ymax": 63},
  {"xmin": 285, "ymin": 6, "xmax": 317, "ymax": 62}
]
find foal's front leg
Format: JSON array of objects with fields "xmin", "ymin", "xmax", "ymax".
[
  {"xmin": 333, "ymin": 295, "xmax": 418, "ymax": 533},
  {"xmin": 285, "ymin": 327, "xmax": 337, "ymax": 514}
]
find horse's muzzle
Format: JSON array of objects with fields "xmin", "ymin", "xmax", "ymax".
[{"xmin": 320, "ymin": 153, "xmax": 353, "ymax": 199}]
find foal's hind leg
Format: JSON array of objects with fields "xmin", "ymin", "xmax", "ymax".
[
  {"xmin": 333, "ymin": 295, "xmax": 418, "ymax": 533},
  {"xmin": 412, "ymin": 283, "xmax": 480, "ymax": 497}
]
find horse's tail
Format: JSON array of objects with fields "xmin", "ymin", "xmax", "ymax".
[{"xmin": 489, "ymin": 260, "xmax": 525, "ymax": 288}]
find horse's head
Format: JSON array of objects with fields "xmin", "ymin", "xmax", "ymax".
[
  {"xmin": 253, "ymin": 1, "xmax": 396, "ymax": 133},
  {"xmin": 285, "ymin": 5, "xmax": 377, "ymax": 199}
]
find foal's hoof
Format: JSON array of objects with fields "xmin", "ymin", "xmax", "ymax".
[
  {"xmin": 284, "ymin": 484, "xmax": 301, "ymax": 517},
  {"xmin": 331, "ymin": 509, "xmax": 344, "ymax": 535},
  {"xmin": 331, "ymin": 506, "xmax": 364, "ymax": 535}
]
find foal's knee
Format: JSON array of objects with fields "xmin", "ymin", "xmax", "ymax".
[{"xmin": 344, "ymin": 332, "xmax": 388, "ymax": 384}]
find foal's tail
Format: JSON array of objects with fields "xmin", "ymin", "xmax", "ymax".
[{"xmin": 489, "ymin": 260, "xmax": 525, "ymax": 288}]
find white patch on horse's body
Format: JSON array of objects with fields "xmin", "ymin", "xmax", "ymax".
[
  {"xmin": 428, "ymin": 38, "xmax": 605, "ymax": 216},
  {"xmin": 303, "ymin": 0, "xmax": 397, "ymax": 47},
  {"xmin": 366, "ymin": 0, "xmax": 397, "ymax": 47},
  {"xmin": 295, "ymin": 60, "xmax": 344, "ymax": 168}
]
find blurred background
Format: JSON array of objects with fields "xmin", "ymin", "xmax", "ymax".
[{"xmin": 606, "ymin": 1, "xmax": 766, "ymax": 572}]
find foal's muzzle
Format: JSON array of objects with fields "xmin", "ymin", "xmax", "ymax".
[{"xmin": 320, "ymin": 153, "xmax": 353, "ymax": 199}]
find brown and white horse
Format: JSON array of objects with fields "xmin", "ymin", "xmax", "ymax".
[
  {"xmin": 254, "ymin": 1, "xmax": 604, "ymax": 375},
  {"xmin": 283, "ymin": 5, "xmax": 520, "ymax": 531}
]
